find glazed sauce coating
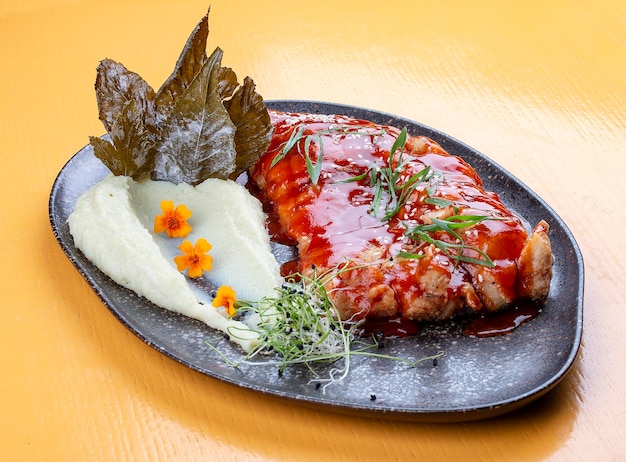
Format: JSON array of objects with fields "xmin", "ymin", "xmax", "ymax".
[{"xmin": 251, "ymin": 111, "xmax": 531, "ymax": 322}]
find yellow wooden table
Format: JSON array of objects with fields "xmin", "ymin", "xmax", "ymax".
[{"xmin": 2, "ymin": 0, "xmax": 625, "ymax": 459}]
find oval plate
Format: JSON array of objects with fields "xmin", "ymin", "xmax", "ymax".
[{"xmin": 49, "ymin": 101, "xmax": 583, "ymax": 422}]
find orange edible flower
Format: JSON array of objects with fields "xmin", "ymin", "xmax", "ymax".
[
  {"xmin": 212, "ymin": 286, "xmax": 237, "ymax": 317},
  {"xmin": 154, "ymin": 200, "xmax": 192, "ymax": 238},
  {"xmin": 174, "ymin": 238, "xmax": 213, "ymax": 278}
]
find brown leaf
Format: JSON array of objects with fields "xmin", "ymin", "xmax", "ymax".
[
  {"xmin": 89, "ymin": 10, "xmax": 272, "ymax": 185},
  {"xmin": 155, "ymin": 10, "xmax": 210, "ymax": 125},
  {"xmin": 216, "ymin": 66, "xmax": 239, "ymax": 100},
  {"xmin": 152, "ymin": 47, "xmax": 237, "ymax": 185},
  {"xmin": 92, "ymin": 61, "xmax": 157, "ymax": 179},
  {"xmin": 95, "ymin": 59, "xmax": 157, "ymax": 137},
  {"xmin": 90, "ymin": 99, "xmax": 155, "ymax": 179},
  {"xmin": 224, "ymin": 76, "xmax": 273, "ymax": 179}
]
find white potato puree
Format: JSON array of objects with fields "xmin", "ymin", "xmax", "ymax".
[{"xmin": 68, "ymin": 174, "xmax": 283, "ymax": 352}]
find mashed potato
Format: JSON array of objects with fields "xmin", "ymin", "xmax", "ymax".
[{"xmin": 68, "ymin": 174, "xmax": 283, "ymax": 352}]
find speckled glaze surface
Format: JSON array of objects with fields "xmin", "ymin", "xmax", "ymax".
[{"xmin": 49, "ymin": 101, "xmax": 583, "ymax": 422}]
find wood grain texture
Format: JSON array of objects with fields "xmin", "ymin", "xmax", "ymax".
[{"xmin": 1, "ymin": 0, "xmax": 625, "ymax": 459}]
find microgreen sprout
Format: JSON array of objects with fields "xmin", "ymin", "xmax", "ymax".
[{"xmin": 206, "ymin": 261, "xmax": 444, "ymax": 392}]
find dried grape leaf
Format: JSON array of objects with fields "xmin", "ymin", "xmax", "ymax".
[
  {"xmin": 216, "ymin": 66, "xmax": 239, "ymax": 100},
  {"xmin": 152, "ymin": 47, "xmax": 237, "ymax": 185},
  {"xmin": 95, "ymin": 59, "xmax": 157, "ymax": 138},
  {"xmin": 89, "ymin": 136, "xmax": 122, "ymax": 173},
  {"xmin": 89, "ymin": 10, "xmax": 273, "ymax": 185},
  {"xmin": 89, "ymin": 102, "xmax": 154, "ymax": 179},
  {"xmin": 155, "ymin": 11, "xmax": 209, "ymax": 125},
  {"xmin": 224, "ymin": 76, "xmax": 273, "ymax": 179},
  {"xmin": 92, "ymin": 60, "xmax": 157, "ymax": 179}
]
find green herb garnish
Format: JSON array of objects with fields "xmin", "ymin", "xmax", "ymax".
[
  {"xmin": 89, "ymin": 10, "xmax": 273, "ymax": 185},
  {"xmin": 208, "ymin": 262, "xmax": 443, "ymax": 392},
  {"xmin": 270, "ymin": 125, "xmax": 386, "ymax": 185},
  {"xmin": 334, "ymin": 128, "xmax": 498, "ymax": 267},
  {"xmin": 402, "ymin": 215, "xmax": 495, "ymax": 267},
  {"xmin": 338, "ymin": 127, "xmax": 442, "ymax": 221}
]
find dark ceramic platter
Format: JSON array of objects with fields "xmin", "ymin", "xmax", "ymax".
[{"xmin": 49, "ymin": 101, "xmax": 583, "ymax": 422}]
